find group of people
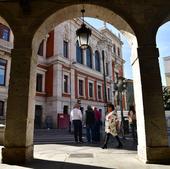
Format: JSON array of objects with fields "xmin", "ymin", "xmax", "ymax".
[
  {"xmin": 85, "ymin": 105, "xmax": 101, "ymax": 143},
  {"xmin": 70, "ymin": 102, "xmax": 137, "ymax": 149},
  {"xmin": 70, "ymin": 103, "xmax": 101, "ymax": 143}
]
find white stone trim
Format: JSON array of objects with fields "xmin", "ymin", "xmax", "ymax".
[
  {"xmin": 77, "ymin": 76, "xmax": 85, "ymax": 97},
  {"xmin": 88, "ymin": 80, "xmax": 94, "ymax": 99},
  {"xmin": 36, "ymin": 69, "xmax": 46, "ymax": 92},
  {"xmin": 62, "ymin": 71, "xmax": 71, "ymax": 94},
  {"xmin": 97, "ymin": 82, "xmax": 103, "ymax": 100},
  {"xmin": 107, "ymin": 86, "xmax": 111, "ymax": 101},
  {"xmin": 62, "ymin": 39, "xmax": 69, "ymax": 59}
]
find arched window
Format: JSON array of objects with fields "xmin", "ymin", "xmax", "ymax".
[
  {"xmin": 76, "ymin": 41, "xmax": 83, "ymax": 64},
  {"xmin": 95, "ymin": 50, "xmax": 101, "ymax": 72},
  {"xmin": 0, "ymin": 23, "xmax": 10, "ymax": 41},
  {"xmin": 86, "ymin": 47, "xmax": 92, "ymax": 68}
]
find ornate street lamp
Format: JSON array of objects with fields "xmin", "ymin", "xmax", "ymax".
[
  {"xmin": 117, "ymin": 77, "xmax": 127, "ymax": 92},
  {"xmin": 114, "ymin": 76, "xmax": 127, "ymax": 139},
  {"xmin": 76, "ymin": 9, "xmax": 92, "ymax": 50}
]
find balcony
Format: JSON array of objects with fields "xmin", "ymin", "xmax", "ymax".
[{"xmin": 0, "ymin": 38, "xmax": 13, "ymax": 53}]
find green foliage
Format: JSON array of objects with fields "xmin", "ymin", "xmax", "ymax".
[{"xmin": 163, "ymin": 87, "xmax": 170, "ymax": 110}]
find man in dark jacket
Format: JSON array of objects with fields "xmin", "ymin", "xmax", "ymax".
[{"xmin": 85, "ymin": 105, "xmax": 95, "ymax": 143}]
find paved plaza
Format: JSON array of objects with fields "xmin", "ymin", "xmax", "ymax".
[{"xmin": 0, "ymin": 129, "xmax": 170, "ymax": 168}]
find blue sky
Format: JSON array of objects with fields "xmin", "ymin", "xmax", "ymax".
[{"xmin": 85, "ymin": 17, "xmax": 170, "ymax": 86}]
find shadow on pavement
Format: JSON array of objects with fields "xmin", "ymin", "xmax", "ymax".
[
  {"xmin": 22, "ymin": 159, "xmax": 116, "ymax": 169},
  {"xmin": 34, "ymin": 129, "xmax": 137, "ymax": 151},
  {"xmin": 48, "ymin": 139, "xmax": 137, "ymax": 151}
]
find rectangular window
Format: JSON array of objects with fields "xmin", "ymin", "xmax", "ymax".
[
  {"xmin": 89, "ymin": 82, "xmax": 93, "ymax": 98},
  {"xmin": 76, "ymin": 41, "xmax": 83, "ymax": 64},
  {"xmin": 36, "ymin": 73, "xmax": 43, "ymax": 92},
  {"xmin": 0, "ymin": 59, "xmax": 7, "ymax": 86},
  {"xmin": 63, "ymin": 40, "xmax": 68, "ymax": 58},
  {"xmin": 63, "ymin": 105, "xmax": 68, "ymax": 114},
  {"xmin": 2, "ymin": 29, "xmax": 9, "ymax": 41},
  {"xmin": 106, "ymin": 63, "xmax": 109, "ymax": 76},
  {"xmin": 0, "ymin": 24, "xmax": 10, "ymax": 41},
  {"xmin": 79, "ymin": 79, "xmax": 84, "ymax": 96},
  {"xmin": 0, "ymin": 101, "xmax": 4, "ymax": 116},
  {"xmin": 117, "ymin": 47, "xmax": 120, "ymax": 56},
  {"xmin": 113, "ymin": 44, "xmax": 116, "ymax": 53},
  {"xmin": 107, "ymin": 88, "xmax": 110, "ymax": 101},
  {"xmin": 98, "ymin": 85, "xmax": 102, "ymax": 100},
  {"xmin": 64, "ymin": 75, "xmax": 68, "ymax": 93}
]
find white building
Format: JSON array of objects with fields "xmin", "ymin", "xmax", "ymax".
[
  {"xmin": 164, "ymin": 56, "xmax": 170, "ymax": 87},
  {"xmin": 0, "ymin": 20, "xmax": 13, "ymax": 124},
  {"xmin": 0, "ymin": 19, "xmax": 125, "ymax": 128}
]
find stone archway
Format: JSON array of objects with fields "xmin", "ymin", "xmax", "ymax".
[
  {"xmin": 32, "ymin": 4, "xmax": 134, "ymax": 54},
  {"xmin": 156, "ymin": 19, "xmax": 170, "ymax": 137},
  {"xmin": 33, "ymin": 4, "xmax": 170, "ymax": 164},
  {"xmin": 0, "ymin": 0, "xmax": 170, "ymax": 165}
]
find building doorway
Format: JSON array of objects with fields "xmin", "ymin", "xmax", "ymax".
[{"xmin": 34, "ymin": 105, "xmax": 43, "ymax": 129}]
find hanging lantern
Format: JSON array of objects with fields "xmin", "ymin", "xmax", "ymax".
[{"xmin": 76, "ymin": 9, "xmax": 92, "ymax": 50}]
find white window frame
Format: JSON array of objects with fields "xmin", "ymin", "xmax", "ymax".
[
  {"xmin": 78, "ymin": 77, "xmax": 85, "ymax": 97},
  {"xmin": 88, "ymin": 80, "xmax": 94, "ymax": 99},
  {"xmin": 107, "ymin": 87, "xmax": 111, "ymax": 101},
  {"xmin": 63, "ymin": 39, "xmax": 69, "ymax": 59},
  {"xmin": 97, "ymin": 83, "xmax": 103, "ymax": 100},
  {"xmin": 36, "ymin": 68, "xmax": 46, "ymax": 93},
  {"xmin": 63, "ymin": 72, "xmax": 70, "ymax": 94}
]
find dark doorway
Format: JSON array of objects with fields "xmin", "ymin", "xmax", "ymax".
[
  {"xmin": 63, "ymin": 105, "xmax": 69, "ymax": 114},
  {"xmin": 34, "ymin": 105, "xmax": 43, "ymax": 129}
]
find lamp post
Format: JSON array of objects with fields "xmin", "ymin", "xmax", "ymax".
[
  {"xmin": 102, "ymin": 50, "xmax": 108, "ymax": 114},
  {"xmin": 69, "ymin": 61, "xmax": 77, "ymax": 133},
  {"xmin": 76, "ymin": 9, "xmax": 92, "ymax": 50},
  {"xmin": 114, "ymin": 76, "xmax": 127, "ymax": 138}
]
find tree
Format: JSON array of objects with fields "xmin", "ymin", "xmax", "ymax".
[{"xmin": 163, "ymin": 87, "xmax": 170, "ymax": 110}]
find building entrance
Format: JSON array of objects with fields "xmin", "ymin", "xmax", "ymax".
[{"xmin": 34, "ymin": 105, "xmax": 42, "ymax": 129}]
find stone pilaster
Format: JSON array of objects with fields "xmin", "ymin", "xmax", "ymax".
[
  {"xmin": 2, "ymin": 48, "xmax": 36, "ymax": 164},
  {"xmin": 132, "ymin": 45, "xmax": 170, "ymax": 163}
]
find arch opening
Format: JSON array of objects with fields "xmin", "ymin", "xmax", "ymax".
[
  {"xmin": 33, "ymin": 4, "xmax": 136, "ymax": 55},
  {"xmin": 31, "ymin": 4, "xmax": 138, "ymax": 147},
  {"xmin": 1, "ymin": 1, "xmax": 170, "ymax": 166},
  {"xmin": 156, "ymin": 21, "xmax": 170, "ymax": 146}
]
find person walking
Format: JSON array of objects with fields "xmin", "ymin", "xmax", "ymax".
[
  {"xmin": 70, "ymin": 103, "xmax": 83, "ymax": 143},
  {"xmin": 128, "ymin": 105, "xmax": 137, "ymax": 141},
  {"xmin": 93, "ymin": 107, "xmax": 101, "ymax": 142},
  {"xmin": 85, "ymin": 105, "xmax": 95, "ymax": 143},
  {"xmin": 102, "ymin": 103, "xmax": 123, "ymax": 149}
]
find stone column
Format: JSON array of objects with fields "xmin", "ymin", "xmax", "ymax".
[
  {"xmin": 2, "ymin": 46, "xmax": 36, "ymax": 163},
  {"xmin": 132, "ymin": 45, "xmax": 170, "ymax": 163}
]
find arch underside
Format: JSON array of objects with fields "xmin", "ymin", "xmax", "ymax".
[{"xmin": 33, "ymin": 4, "xmax": 135, "ymax": 52}]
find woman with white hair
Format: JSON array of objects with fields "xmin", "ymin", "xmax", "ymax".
[{"xmin": 102, "ymin": 103, "xmax": 122, "ymax": 149}]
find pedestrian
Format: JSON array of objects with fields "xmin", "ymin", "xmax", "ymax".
[
  {"xmin": 128, "ymin": 105, "xmax": 137, "ymax": 141},
  {"xmin": 93, "ymin": 107, "xmax": 101, "ymax": 142},
  {"xmin": 70, "ymin": 103, "xmax": 83, "ymax": 143},
  {"xmin": 85, "ymin": 105, "xmax": 95, "ymax": 143},
  {"xmin": 102, "ymin": 103, "xmax": 123, "ymax": 149}
]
